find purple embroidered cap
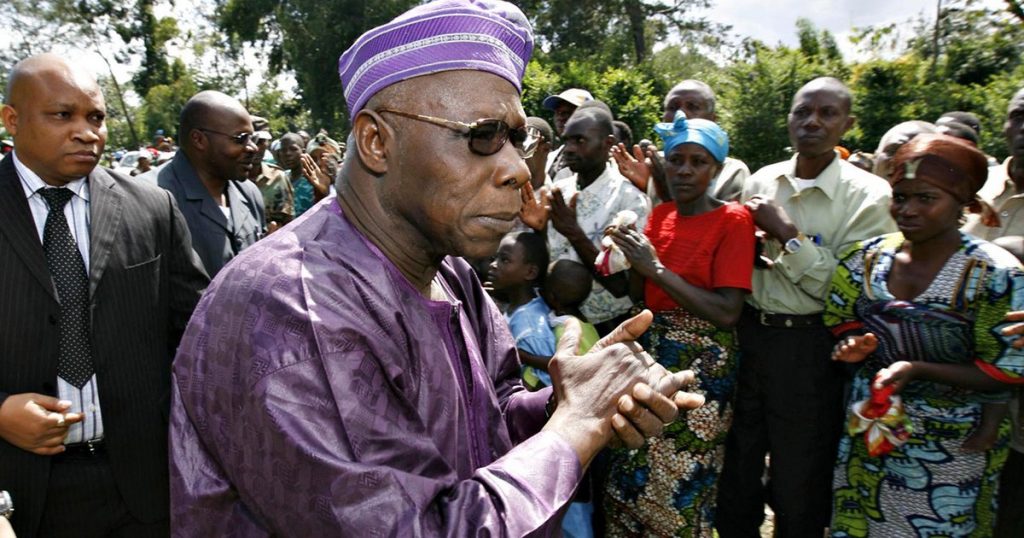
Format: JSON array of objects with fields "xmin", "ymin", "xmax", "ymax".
[{"xmin": 338, "ymin": 0, "xmax": 534, "ymax": 121}]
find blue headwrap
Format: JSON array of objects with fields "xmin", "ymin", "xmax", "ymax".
[{"xmin": 653, "ymin": 111, "xmax": 729, "ymax": 163}]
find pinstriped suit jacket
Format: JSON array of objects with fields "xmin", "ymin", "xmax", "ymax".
[{"xmin": 0, "ymin": 154, "xmax": 209, "ymax": 537}]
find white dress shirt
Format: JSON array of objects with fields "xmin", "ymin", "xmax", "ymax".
[{"xmin": 13, "ymin": 151, "xmax": 104, "ymax": 443}]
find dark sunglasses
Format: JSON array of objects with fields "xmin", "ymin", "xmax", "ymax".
[
  {"xmin": 377, "ymin": 109, "xmax": 539, "ymax": 159},
  {"xmin": 197, "ymin": 128, "xmax": 257, "ymax": 147}
]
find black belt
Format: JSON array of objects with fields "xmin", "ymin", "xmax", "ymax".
[
  {"xmin": 60, "ymin": 439, "xmax": 106, "ymax": 457},
  {"xmin": 744, "ymin": 305, "xmax": 823, "ymax": 328}
]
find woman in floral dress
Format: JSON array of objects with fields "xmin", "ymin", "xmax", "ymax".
[
  {"xmin": 603, "ymin": 112, "xmax": 754, "ymax": 536},
  {"xmin": 826, "ymin": 134, "xmax": 1024, "ymax": 537}
]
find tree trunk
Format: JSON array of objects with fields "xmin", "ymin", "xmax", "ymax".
[
  {"xmin": 92, "ymin": 46, "xmax": 141, "ymax": 148},
  {"xmin": 931, "ymin": 0, "xmax": 942, "ymax": 78},
  {"xmin": 624, "ymin": 0, "xmax": 647, "ymax": 64},
  {"xmin": 1007, "ymin": 0, "xmax": 1024, "ymax": 24}
]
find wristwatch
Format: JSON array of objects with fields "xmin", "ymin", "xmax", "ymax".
[
  {"xmin": 783, "ymin": 233, "xmax": 806, "ymax": 255},
  {"xmin": 0, "ymin": 490, "xmax": 12, "ymax": 520}
]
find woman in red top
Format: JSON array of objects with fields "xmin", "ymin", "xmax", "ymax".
[{"xmin": 602, "ymin": 111, "xmax": 754, "ymax": 537}]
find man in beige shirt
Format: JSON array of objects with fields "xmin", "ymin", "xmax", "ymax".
[
  {"xmin": 963, "ymin": 89, "xmax": 1024, "ymax": 241},
  {"xmin": 716, "ymin": 77, "xmax": 896, "ymax": 538}
]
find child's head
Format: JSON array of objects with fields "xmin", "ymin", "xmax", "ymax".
[
  {"xmin": 487, "ymin": 231, "xmax": 548, "ymax": 292},
  {"xmin": 542, "ymin": 259, "xmax": 593, "ymax": 315}
]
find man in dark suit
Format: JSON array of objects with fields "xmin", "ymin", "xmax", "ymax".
[
  {"xmin": 0, "ymin": 53, "xmax": 208, "ymax": 537},
  {"xmin": 140, "ymin": 91, "xmax": 265, "ymax": 277}
]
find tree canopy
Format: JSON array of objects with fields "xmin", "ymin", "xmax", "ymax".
[{"xmin": 1, "ymin": 0, "xmax": 1020, "ymax": 165}]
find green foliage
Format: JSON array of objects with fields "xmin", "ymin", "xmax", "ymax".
[
  {"xmin": 843, "ymin": 0, "xmax": 1024, "ymax": 159},
  {"xmin": 522, "ymin": 59, "xmax": 662, "ymax": 142},
  {"xmin": 846, "ymin": 59, "xmax": 919, "ymax": 153},
  {"xmin": 97, "ymin": 76, "xmax": 137, "ymax": 150},
  {"xmin": 217, "ymin": 0, "xmax": 421, "ymax": 133},
  {"xmin": 139, "ymin": 59, "xmax": 198, "ymax": 140},
  {"xmin": 717, "ymin": 34, "xmax": 847, "ymax": 171},
  {"xmin": 648, "ymin": 45, "xmax": 721, "ymax": 92},
  {"xmin": 130, "ymin": 0, "xmax": 178, "ymax": 97},
  {"xmin": 246, "ymin": 82, "xmax": 312, "ymax": 137},
  {"xmin": 518, "ymin": 0, "xmax": 724, "ymax": 68}
]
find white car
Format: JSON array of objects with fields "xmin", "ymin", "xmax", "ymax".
[{"xmin": 113, "ymin": 151, "xmax": 141, "ymax": 175}]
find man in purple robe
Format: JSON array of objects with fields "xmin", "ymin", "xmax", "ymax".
[{"xmin": 169, "ymin": 1, "xmax": 702, "ymax": 535}]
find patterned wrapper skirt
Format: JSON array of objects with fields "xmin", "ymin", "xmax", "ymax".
[{"xmin": 604, "ymin": 308, "xmax": 739, "ymax": 537}]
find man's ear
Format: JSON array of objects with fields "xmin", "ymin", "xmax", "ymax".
[
  {"xmin": 189, "ymin": 129, "xmax": 208, "ymax": 153},
  {"xmin": 843, "ymin": 115, "xmax": 856, "ymax": 135},
  {"xmin": 603, "ymin": 133, "xmax": 617, "ymax": 154},
  {"xmin": 354, "ymin": 110, "xmax": 394, "ymax": 175},
  {"xmin": 1, "ymin": 105, "xmax": 18, "ymax": 136}
]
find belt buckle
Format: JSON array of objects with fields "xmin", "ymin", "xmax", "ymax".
[{"xmin": 759, "ymin": 311, "xmax": 769, "ymax": 326}]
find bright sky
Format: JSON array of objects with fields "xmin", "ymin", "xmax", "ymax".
[
  {"xmin": 700, "ymin": 0, "xmax": 1004, "ymax": 59},
  {"xmin": 48, "ymin": 0, "xmax": 1009, "ymax": 100}
]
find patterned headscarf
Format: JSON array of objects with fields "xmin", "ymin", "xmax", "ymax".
[{"xmin": 890, "ymin": 134, "xmax": 988, "ymax": 204}]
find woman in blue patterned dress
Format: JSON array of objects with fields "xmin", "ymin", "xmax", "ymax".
[{"xmin": 825, "ymin": 134, "xmax": 1024, "ymax": 537}]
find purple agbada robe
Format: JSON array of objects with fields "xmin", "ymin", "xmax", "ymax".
[{"xmin": 169, "ymin": 197, "xmax": 582, "ymax": 536}]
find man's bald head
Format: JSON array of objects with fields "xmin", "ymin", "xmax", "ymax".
[
  {"xmin": 663, "ymin": 79, "xmax": 717, "ymax": 122},
  {"xmin": 179, "ymin": 91, "xmax": 251, "ymax": 149},
  {"xmin": 872, "ymin": 120, "xmax": 937, "ymax": 180},
  {"xmin": 280, "ymin": 132, "xmax": 304, "ymax": 147},
  {"xmin": 6, "ymin": 53, "xmax": 102, "ymax": 108},
  {"xmin": 567, "ymin": 106, "xmax": 614, "ymax": 138},
  {"xmin": 793, "ymin": 77, "xmax": 852, "ymax": 114},
  {"xmin": 2, "ymin": 53, "xmax": 106, "ymax": 186},
  {"xmin": 177, "ymin": 90, "xmax": 257, "ymax": 183}
]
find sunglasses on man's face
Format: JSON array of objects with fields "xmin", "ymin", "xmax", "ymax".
[
  {"xmin": 197, "ymin": 128, "xmax": 257, "ymax": 147},
  {"xmin": 377, "ymin": 109, "xmax": 539, "ymax": 159}
]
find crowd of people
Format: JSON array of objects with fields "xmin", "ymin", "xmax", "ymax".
[{"xmin": 1, "ymin": 0, "xmax": 1024, "ymax": 537}]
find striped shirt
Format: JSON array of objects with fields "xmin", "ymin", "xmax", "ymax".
[{"xmin": 13, "ymin": 151, "xmax": 104, "ymax": 443}]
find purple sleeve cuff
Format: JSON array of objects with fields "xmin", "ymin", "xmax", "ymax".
[
  {"xmin": 476, "ymin": 430, "xmax": 583, "ymax": 534},
  {"xmin": 504, "ymin": 387, "xmax": 552, "ymax": 444}
]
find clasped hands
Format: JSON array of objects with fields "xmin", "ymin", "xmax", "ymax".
[{"xmin": 545, "ymin": 310, "xmax": 704, "ymax": 461}]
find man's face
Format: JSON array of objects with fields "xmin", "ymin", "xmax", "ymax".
[
  {"xmin": 561, "ymin": 115, "xmax": 610, "ymax": 176},
  {"xmin": 2, "ymin": 68, "xmax": 107, "ymax": 185},
  {"xmin": 663, "ymin": 87, "xmax": 713, "ymax": 122},
  {"xmin": 1005, "ymin": 92, "xmax": 1024, "ymax": 159},
  {"xmin": 278, "ymin": 138, "xmax": 304, "ymax": 172},
  {"xmin": 381, "ymin": 71, "xmax": 530, "ymax": 260},
  {"xmin": 787, "ymin": 88, "xmax": 853, "ymax": 159},
  {"xmin": 553, "ymin": 102, "xmax": 575, "ymax": 136},
  {"xmin": 196, "ymin": 107, "xmax": 257, "ymax": 181},
  {"xmin": 253, "ymin": 138, "xmax": 269, "ymax": 162},
  {"xmin": 246, "ymin": 139, "xmax": 268, "ymax": 179}
]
